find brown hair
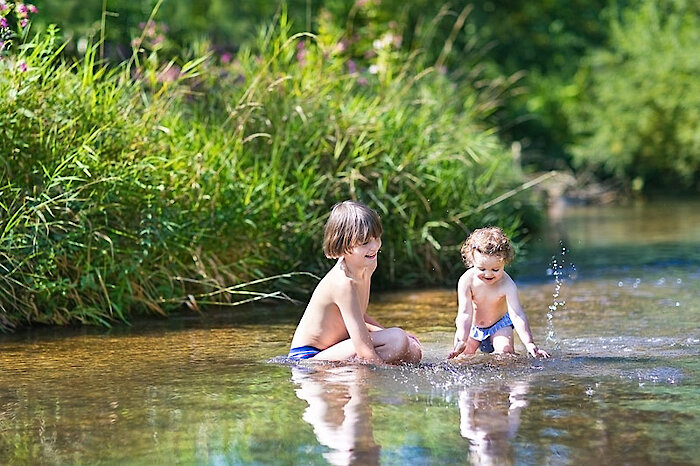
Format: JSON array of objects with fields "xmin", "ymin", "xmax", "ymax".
[
  {"xmin": 460, "ymin": 226, "xmax": 514, "ymax": 267},
  {"xmin": 323, "ymin": 201, "xmax": 383, "ymax": 259}
]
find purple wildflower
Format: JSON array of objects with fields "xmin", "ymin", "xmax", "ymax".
[
  {"xmin": 20, "ymin": 18, "xmax": 28, "ymax": 28},
  {"xmin": 18, "ymin": 61, "xmax": 26, "ymax": 72},
  {"xmin": 0, "ymin": 17, "xmax": 7, "ymax": 28},
  {"xmin": 27, "ymin": 4, "xmax": 38, "ymax": 14},
  {"xmin": 157, "ymin": 63, "xmax": 180, "ymax": 83},
  {"xmin": 16, "ymin": 3, "xmax": 28, "ymax": 16},
  {"xmin": 296, "ymin": 41, "xmax": 307, "ymax": 66}
]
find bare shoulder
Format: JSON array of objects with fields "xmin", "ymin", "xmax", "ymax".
[
  {"xmin": 457, "ymin": 268, "xmax": 475, "ymax": 289},
  {"xmin": 501, "ymin": 272, "xmax": 519, "ymax": 293},
  {"xmin": 318, "ymin": 263, "xmax": 355, "ymax": 298}
]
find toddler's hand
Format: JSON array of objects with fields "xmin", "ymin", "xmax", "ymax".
[
  {"xmin": 448, "ymin": 340, "xmax": 467, "ymax": 359},
  {"xmin": 526, "ymin": 343, "xmax": 550, "ymax": 358}
]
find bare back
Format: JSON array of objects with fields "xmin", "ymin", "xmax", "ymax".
[{"xmin": 290, "ymin": 259, "xmax": 371, "ymax": 351}]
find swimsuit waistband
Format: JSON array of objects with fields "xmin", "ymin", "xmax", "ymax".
[{"xmin": 288, "ymin": 345, "xmax": 322, "ymax": 360}]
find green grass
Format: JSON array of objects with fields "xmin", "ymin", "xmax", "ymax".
[{"xmin": 0, "ymin": 18, "xmax": 540, "ymax": 331}]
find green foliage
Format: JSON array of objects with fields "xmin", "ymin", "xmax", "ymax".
[
  {"xmin": 0, "ymin": 11, "xmax": 537, "ymax": 330},
  {"xmin": 567, "ymin": 0, "xmax": 700, "ymax": 192}
]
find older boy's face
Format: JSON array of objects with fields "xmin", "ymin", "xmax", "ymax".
[
  {"xmin": 472, "ymin": 251, "xmax": 505, "ymax": 284},
  {"xmin": 348, "ymin": 237, "xmax": 382, "ymax": 264}
]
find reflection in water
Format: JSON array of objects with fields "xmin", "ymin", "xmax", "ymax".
[
  {"xmin": 458, "ymin": 382, "xmax": 529, "ymax": 466},
  {"xmin": 291, "ymin": 364, "xmax": 380, "ymax": 466}
]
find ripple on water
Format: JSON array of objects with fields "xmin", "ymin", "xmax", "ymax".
[
  {"xmin": 561, "ymin": 335, "xmax": 700, "ymax": 358},
  {"xmin": 623, "ymin": 367, "xmax": 685, "ymax": 385}
]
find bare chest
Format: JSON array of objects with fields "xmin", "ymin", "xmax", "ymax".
[{"xmin": 470, "ymin": 286, "xmax": 507, "ymax": 326}]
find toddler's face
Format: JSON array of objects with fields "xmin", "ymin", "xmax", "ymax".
[{"xmin": 471, "ymin": 250, "xmax": 505, "ymax": 284}]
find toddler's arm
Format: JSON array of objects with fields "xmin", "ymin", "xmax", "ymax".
[
  {"xmin": 449, "ymin": 274, "xmax": 474, "ymax": 358},
  {"xmin": 505, "ymin": 283, "xmax": 550, "ymax": 358}
]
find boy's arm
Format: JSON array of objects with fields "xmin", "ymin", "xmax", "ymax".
[
  {"xmin": 449, "ymin": 274, "xmax": 474, "ymax": 358},
  {"xmin": 364, "ymin": 313, "xmax": 384, "ymax": 331},
  {"xmin": 505, "ymin": 280, "xmax": 550, "ymax": 358},
  {"xmin": 336, "ymin": 281, "xmax": 383, "ymax": 363}
]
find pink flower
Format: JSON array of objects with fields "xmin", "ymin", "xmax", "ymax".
[
  {"xmin": 20, "ymin": 18, "xmax": 28, "ymax": 28},
  {"xmin": 18, "ymin": 61, "xmax": 27, "ymax": 72},
  {"xmin": 157, "ymin": 64, "xmax": 180, "ymax": 83},
  {"xmin": 27, "ymin": 4, "xmax": 38, "ymax": 14},
  {"xmin": 296, "ymin": 41, "xmax": 307, "ymax": 66},
  {"xmin": 0, "ymin": 1, "xmax": 8, "ymax": 12},
  {"xmin": 0, "ymin": 17, "xmax": 7, "ymax": 28},
  {"xmin": 220, "ymin": 52, "xmax": 232, "ymax": 64},
  {"xmin": 16, "ymin": 3, "xmax": 28, "ymax": 16}
]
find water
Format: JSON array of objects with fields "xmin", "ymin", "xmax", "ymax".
[{"xmin": 1, "ymin": 199, "xmax": 699, "ymax": 464}]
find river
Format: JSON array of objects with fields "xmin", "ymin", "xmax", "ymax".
[{"xmin": 1, "ymin": 198, "xmax": 698, "ymax": 464}]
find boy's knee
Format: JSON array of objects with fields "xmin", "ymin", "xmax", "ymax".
[
  {"xmin": 388, "ymin": 327, "xmax": 410, "ymax": 346},
  {"xmin": 384, "ymin": 327, "xmax": 411, "ymax": 356}
]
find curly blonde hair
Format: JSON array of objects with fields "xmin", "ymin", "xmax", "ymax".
[{"xmin": 460, "ymin": 226, "xmax": 514, "ymax": 267}]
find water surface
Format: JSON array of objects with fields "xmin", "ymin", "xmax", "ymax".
[{"xmin": 1, "ymin": 199, "xmax": 698, "ymax": 464}]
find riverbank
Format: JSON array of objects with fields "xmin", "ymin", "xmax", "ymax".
[{"xmin": 0, "ymin": 23, "xmax": 539, "ymax": 331}]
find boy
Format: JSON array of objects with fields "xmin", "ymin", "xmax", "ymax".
[
  {"xmin": 289, "ymin": 201, "xmax": 422, "ymax": 364},
  {"xmin": 448, "ymin": 227, "xmax": 550, "ymax": 359}
]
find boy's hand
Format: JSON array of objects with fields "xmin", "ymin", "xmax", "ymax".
[
  {"xmin": 407, "ymin": 333, "xmax": 421, "ymax": 346},
  {"xmin": 526, "ymin": 343, "xmax": 550, "ymax": 358}
]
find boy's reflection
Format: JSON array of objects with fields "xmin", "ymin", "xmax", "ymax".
[
  {"xmin": 291, "ymin": 364, "xmax": 380, "ymax": 466},
  {"xmin": 458, "ymin": 382, "xmax": 530, "ymax": 466}
]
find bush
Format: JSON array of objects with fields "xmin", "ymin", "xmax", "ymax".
[{"xmin": 567, "ymin": 0, "xmax": 700, "ymax": 192}]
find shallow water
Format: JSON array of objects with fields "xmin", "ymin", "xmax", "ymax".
[{"xmin": 1, "ymin": 199, "xmax": 699, "ymax": 465}]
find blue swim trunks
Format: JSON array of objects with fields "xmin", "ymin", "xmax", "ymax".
[
  {"xmin": 288, "ymin": 345, "xmax": 322, "ymax": 360},
  {"xmin": 470, "ymin": 313, "xmax": 514, "ymax": 353}
]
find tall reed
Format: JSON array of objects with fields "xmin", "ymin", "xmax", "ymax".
[{"xmin": 0, "ymin": 16, "xmax": 540, "ymax": 330}]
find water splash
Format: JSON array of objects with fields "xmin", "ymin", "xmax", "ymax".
[{"xmin": 545, "ymin": 242, "xmax": 573, "ymax": 350}]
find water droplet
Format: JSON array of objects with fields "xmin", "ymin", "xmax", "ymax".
[
  {"xmin": 675, "ymin": 302, "xmax": 680, "ymax": 307},
  {"xmin": 618, "ymin": 281, "xmax": 624, "ymax": 287}
]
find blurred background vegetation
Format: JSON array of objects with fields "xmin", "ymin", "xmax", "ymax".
[{"xmin": 1, "ymin": 0, "xmax": 698, "ymax": 329}]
